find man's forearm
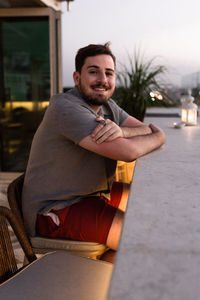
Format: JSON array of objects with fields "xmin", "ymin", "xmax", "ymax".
[
  {"xmin": 121, "ymin": 125, "xmax": 152, "ymax": 138},
  {"xmin": 124, "ymin": 126, "xmax": 165, "ymax": 161},
  {"xmin": 79, "ymin": 123, "xmax": 166, "ymax": 162}
]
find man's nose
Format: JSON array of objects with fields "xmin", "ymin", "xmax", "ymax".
[{"xmin": 97, "ymin": 72, "xmax": 107, "ymax": 83}]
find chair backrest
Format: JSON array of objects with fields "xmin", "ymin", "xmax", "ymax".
[
  {"xmin": 6, "ymin": 174, "xmax": 37, "ymax": 264},
  {"xmin": 0, "ymin": 207, "xmax": 17, "ymax": 283},
  {"xmin": 0, "ymin": 206, "xmax": 37, "ymax": 283},
  {"xmin": 7, "ymin": 174, "xmax": 25, "ymax": 231}
]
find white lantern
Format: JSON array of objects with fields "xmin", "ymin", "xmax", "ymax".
[{"xmin": 181, "ymin": 90, "xmax": 198, "ymax": 125}]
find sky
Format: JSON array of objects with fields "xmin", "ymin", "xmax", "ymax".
[{"xmin": 61, "ymin": 0, "xmax": 200, "ymax": 88}]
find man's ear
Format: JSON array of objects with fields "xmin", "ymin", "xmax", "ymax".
[{"xmin": 73, "ymin": 71, "xmax": 80, "ymax": 85}]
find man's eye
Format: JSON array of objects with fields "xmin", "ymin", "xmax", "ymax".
[
  {"xmin": 89, "ymin": 70, "xmax": 97, "ymax": 74},
  {"xmin": 106, "ymin": 72, "xmax": 114, "ymax": 77}
]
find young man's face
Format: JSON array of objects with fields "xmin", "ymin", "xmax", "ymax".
[{"xmin": 73, "ymin": 54, "xmax": 115, "ymax": 110}]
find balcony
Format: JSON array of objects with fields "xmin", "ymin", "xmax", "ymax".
[{"xmin": 0, "ymin": 107, "xmax": 200, "ymax": 299}]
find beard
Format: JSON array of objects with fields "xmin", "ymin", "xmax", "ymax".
[{"xmin": 77, "ymin": 80, "xmax": 114, "ymax": 107}]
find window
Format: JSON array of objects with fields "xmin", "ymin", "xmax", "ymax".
[{"xmin": 0, "ymin": 9, "xmax": 61, "ymax": 171}]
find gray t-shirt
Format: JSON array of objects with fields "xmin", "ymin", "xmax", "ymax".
[{"xmin": 22, "ymin": 88, "xmax": 129, "ymax": 236}]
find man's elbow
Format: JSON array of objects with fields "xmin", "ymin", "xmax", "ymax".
[
  {"xmin": 123, "ymin": 156, "xmax": 137, "ymax": 163},
  {"xmin": 120, "ymin": 149, "xmax": 141, "ymax": 162}
]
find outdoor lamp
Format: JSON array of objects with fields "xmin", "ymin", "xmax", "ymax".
[{"xmin": 181, "ymin": 90, "xmax": 198, "ymax": 126}]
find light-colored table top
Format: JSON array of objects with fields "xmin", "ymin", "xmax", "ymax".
[{"xmin": 108, "ymin": 112, "xmax": 200, "ymax": 300}]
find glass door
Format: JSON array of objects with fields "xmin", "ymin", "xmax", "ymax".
[{"xmin": 0, "ymin": 9, "xmax": 61, "ymax": 171}]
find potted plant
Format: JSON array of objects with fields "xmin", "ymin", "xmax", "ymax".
[{"xmin": 114, "ymin": 50, "xmax": 169, "ymax": 121}]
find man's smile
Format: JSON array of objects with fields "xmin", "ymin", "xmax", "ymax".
[{"xmin": 91, "ymin": 84, "xmax": 110, "ymax": 92}]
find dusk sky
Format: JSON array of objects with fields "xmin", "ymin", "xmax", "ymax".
[{"xmin": 61, "ymin": 0, "xmax": 200, "ymax": 88}]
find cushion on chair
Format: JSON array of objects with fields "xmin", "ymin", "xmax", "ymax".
[
  {"xmin": 0, "ymin": 251, "xmax": 113, "ymax": 300},
  {"xmin": 30, "ymin": 236, "xmax": 108, "ymax": 257}
]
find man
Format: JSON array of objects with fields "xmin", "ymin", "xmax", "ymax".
[{"xmin": 22, "ymin": 43, "xmax": 165, "ymax": 263}]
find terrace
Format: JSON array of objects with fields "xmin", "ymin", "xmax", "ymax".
[
  {"xmin": 0, "ymin": 1, "xmax": 200, "ymax": 298},
  {"xmin": 0, "ymin": 107, "xmax": 200, "ymax": 299}
]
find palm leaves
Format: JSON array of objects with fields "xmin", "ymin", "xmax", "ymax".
[{"xmin": 115, "ymin": 50, "xmax": 167, "ymax": 121}]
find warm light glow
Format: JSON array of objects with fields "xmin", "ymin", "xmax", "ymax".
[
  {"xmin": 188, "ymin": 109, "xmax": 197, "ymax": 124},
  {"xmin": 4, "ymin": 101, "xmax": 49, "ymax": 112},
  {"xmin": 181, "ymin": 107, "xmax": 197, "ymax": 125},
  {"xmin": 150, "ymin": 91, "xmax": 163, "ymax": 101},
  {"xmin": 116, "ymin": 161, "xmax": 136, "ymax": 184},
  {"xmin": 181, "ymin": 108, "xmax": 187, "ymax": 123}
]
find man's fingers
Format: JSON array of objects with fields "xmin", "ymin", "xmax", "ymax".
[
  {"xmin": 92, "ymin": 119, "xmax": 114, "ymax": 141},
  {"xmin": 149, "ymin": 123, "xmax": 161, "ymax": 132},
  {"xmin": 95, "ymin": 127, "xmax": 122, "ymax": 144},
  {"xmin": 99, "ymin": 119, "xmax": 106, "ymax": 126},
  {"xmin": 95, "ymin": 130, "xmax": 116, "ymax": 144},
  {"xmin": 91, "ymin": 118, "xmax": 107, "ymax": 137},
  {"xmin": 91, "ymin": 118, "xmax": 123, "ymax": 143},
  {"xmin": 93, "ymin": 126, "xmax": 113, "ymax": 142},
  {"xmin": 102, "ymin": 132, "xmax": 120, "ymax": 142}
]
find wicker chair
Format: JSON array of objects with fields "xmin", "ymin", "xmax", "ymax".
[
  {"xmin": 7, "ymin": 174, "xmax": 108, "ymax": 259},
  {"xmin": 0, "ymin": 205, "xmax": 37, "ymax": 283}
]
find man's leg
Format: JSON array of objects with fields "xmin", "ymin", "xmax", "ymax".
[
  {"xmin": 36, "ymin": 182, "xmax": 130, "ymax": 263},
  {"xmin": 100, "ymin": 209, "xmax": 124, "ymax": 263},
  {"xmin": 106, "ymin": 210, "xmax": 124, "ymax": 250},
  {"xmin": 118, "ymin": 182, "xmax": 130, "ymax": 212},
  {"xmin": 36, "ymin": 196, "xmax": 122, "ymax": 247},
  {"xmin": 100, "ymin": 182, "xmax": 129, "ymax": 263}
]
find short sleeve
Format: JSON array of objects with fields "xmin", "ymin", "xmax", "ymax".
[
  {"xmin": 57, "ymin": 103, "xmax": 98, "ymax": 144},
  {"xmin": 119, "ymin": 107, "xmax": 129, "ymax": 125}
]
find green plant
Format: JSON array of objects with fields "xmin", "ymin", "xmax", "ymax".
[{"xmin": 115, "ymin": 50, "xmax": 170, "ymax": 121}]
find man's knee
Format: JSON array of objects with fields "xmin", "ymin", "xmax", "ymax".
[
  {"xmin": 118, "ymin": 182, "xmax": 130, "ymax": 212},
  {"xmin": 106, "ymin": 209, "xmax": 124, "ymax": 250}
]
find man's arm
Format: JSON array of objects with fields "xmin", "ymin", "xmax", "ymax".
[
  {"xmin": 91, "ymin": 116, "xmax": 152, "ymax": 144},
  {"xmin": 121, "ymin": 116, "xmax": 152, "ymax": 137},
  {"xmin": 79, "ymin": 123, "xmax": 166, "ymax": 162}
]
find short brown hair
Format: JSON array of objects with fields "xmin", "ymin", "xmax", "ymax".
[{"xmin": 75, "ymin": 42, "xmax": 116, "ymax": 73}]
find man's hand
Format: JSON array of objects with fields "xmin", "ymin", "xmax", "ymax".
[
  {"xmin": 149, "ymin": 123, "xmax": 166, "ymax": 144},
  {"xmin": 91, "ymin": 116, "xmax": 124, "ymax": 144}
]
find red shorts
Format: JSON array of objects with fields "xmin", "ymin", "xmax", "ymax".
[{"xmin": 36, "ymin": 182, "xmax": 123, "ymax": 244}]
